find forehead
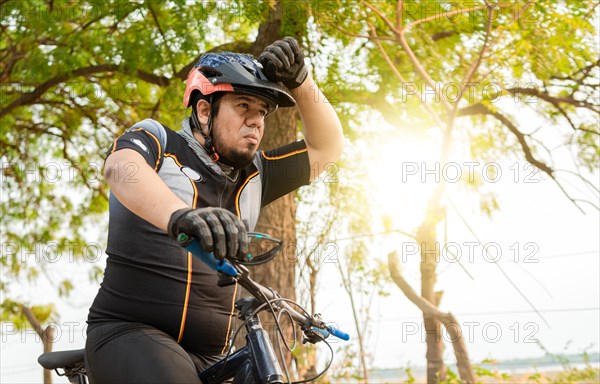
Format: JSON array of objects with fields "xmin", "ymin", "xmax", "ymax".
[{"xmin": 222, "ymin": 93, "xmax": 269, "ymax": 109}]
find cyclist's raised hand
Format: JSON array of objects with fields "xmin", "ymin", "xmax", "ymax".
[
  {"xmin": 258, "ymin": 36, "xmax": 308, "ymax": 89},
  {"xmin": 168, "ymin": 207, "xmax": 248, "ymax": 261}
]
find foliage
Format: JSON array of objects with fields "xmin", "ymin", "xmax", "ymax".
[
  {"xmin": 404, "ymin": 367, "xmax": 416, "ymax": 384},
  {"xmin": 0, "ymin": 299, "xmax": 55, "ymax": 331},
  {"xmin": 551, "ymin": 356, "xmax": 600, "ymax": 384},
  {"xmin": 1, "ymin": 0, "xmax": 266, "ymax": 320},
  {"xmin": 471, "ymin": 358, "xmax": 512, "ymax": 383},
  {"xmin": 470, "ymin": 353, "xmax": 600, "ymax": 384},
  {"xmin": 314, "ymin": 0, "xmax": 599, "ymax": 212},
  {"xmin": 326, "ymin": 344, "xmax": 362, "ymax": 383},
  {"xmin": 537, "ymin": 343, "xmax": 600, "ymax": 384}
]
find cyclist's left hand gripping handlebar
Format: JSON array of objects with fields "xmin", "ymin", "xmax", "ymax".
[
  {"xmin": 169, "ymin": 208, "xmax": 243, "ymax": 277},
  {"xmin": 177, "ymin": 233, "xmax": 238, "ymax": 277}
]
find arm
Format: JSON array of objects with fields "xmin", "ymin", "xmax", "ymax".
[
  {"xmin": 291, "ymin": 74, "xmax": 344, "ymax": 181},
  {"xmin": 259, "ymin": 37, "xmax": 345, "ymax": 181},
  {"xmin": 104, "ymin": 148, "xmax": 188, "ymax": 231}
]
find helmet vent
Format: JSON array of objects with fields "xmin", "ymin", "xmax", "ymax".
[
  {"xmin": 241, "ymin": 65, "xmax": 256, "ymax": 77},
  {"xmin": 201, "ymin": 69, "xmax": 221, "ymax": 78}
]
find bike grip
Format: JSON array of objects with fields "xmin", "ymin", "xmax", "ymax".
[
  {"xmin": 326, "ymin": 325, "xmax": 350, "ymax": 341},
  {"xmin": 183, "ymin": 238, "xmax": 238, "ymax": 277},
  {"xmin": 311, "ymin": 327, "xmax": 330, "ymax": 339}
]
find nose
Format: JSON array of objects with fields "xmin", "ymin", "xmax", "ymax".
[{"xmin": 245, "ymin": 110, "xmax": 264, "ymax": 128}]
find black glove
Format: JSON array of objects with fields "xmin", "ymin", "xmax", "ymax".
[
  {"xmin": 259, "ymin": 36, "xmax": 308, "ymax": 89},
  {"xmin": 168, "ymin": 207, "xmax": 248, "ymax": 261}
]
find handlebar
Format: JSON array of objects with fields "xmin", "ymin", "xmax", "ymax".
[
  {"xmin": 183, "ymin": 238, "xmax": 238, "ymax": 277},
  {"xmin": 182, "ymin": 235, "xmax": 350, "ymax": 342}
]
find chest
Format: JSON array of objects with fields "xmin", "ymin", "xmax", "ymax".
[{"xmin": 157, "ymin": 147, "xmax": 262, "ymax": 231}]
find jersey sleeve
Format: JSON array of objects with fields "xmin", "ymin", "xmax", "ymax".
[
  {"xmin": 259, "ymin": 140, "xmax": 311, "ymax": 207},
  {"xmin": 105, "ymin": 126, "xmax": 164, "ymax": 171}
]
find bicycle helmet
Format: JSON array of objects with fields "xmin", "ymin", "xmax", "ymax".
[{"xmin": 183, "ymin": 52, "xmax": 296, "ymax": 112}]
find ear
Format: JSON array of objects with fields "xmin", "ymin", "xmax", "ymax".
[{"xmin": 195, "ymin": 99, "xmax": 211, "ymax": 126}]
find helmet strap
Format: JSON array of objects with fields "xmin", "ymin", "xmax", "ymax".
[{"xmin": 191, "ymin": 95, "xmax": 220, "ymax": 162}]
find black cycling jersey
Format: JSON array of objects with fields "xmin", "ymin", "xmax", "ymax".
[{"xmin": 87, "ymin": 118, "xmax": 310, "ymax": 357}]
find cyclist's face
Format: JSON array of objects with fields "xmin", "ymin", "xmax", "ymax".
[{"xmin": 211, "ymin": 94, "xmax": 268, "ymax": 168}]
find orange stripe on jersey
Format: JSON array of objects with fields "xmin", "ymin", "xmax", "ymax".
[
  {"xmin": 261, "ymin": 148, "xmax": 307, "ymax": 161},
  {"xmin": 164, "ymin": 153, "xmax": 183, "ymax": 167},
  {"xmin": 168, "ymin": 152, "xmax": 198, "ymax": 343},
  {"xmin": 109, "ymin": 129, "xmax": 131, "ymax": 154},
  {"xmin": 109, "ymin": 139, "xmax": 118, "ymax": 154},
  {"xmin": 140, "ymin": 129, "xmax": 162, "ymax": 171},
  {"xmin": 177, "ymin": 250, "xmax": 193, "ymax": 343},
  {"xmin": 221, "ymin": 281, "xmax": 239, "ymax": 354},
  {"xmin": 235, "ymin": 170, "xmax": 259, "ymax": 218}
]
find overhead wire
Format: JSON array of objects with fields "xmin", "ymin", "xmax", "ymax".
[
  {"xmin": 445, "ymin": 195, "xmax": 551, "ymax": 328},
  {"xmin": 372, "ymin": 307, "xmax": 600, "ymax": 321}
]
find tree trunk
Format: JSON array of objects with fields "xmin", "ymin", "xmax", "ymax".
[
  {"xmin": 248, "ymin": 88, "xmax": 300, "ymax": 372},
  {"xmin": 42, "ymin": 327, "xmax": 55, "ymax": 384},
  {"xmin": 417, "ymin": 210, "xmax": 446, "ymax": 383},
  {"xmin": 388, "ymin": 252, "xmax": 476, "ymax": 384},
  {"xmin": 22, "ymin": 306, "xmax": 54, "ymax": 384},
  {"xmin": 246, "ymin": 1, "xmax": 309, "ymax": 377}
]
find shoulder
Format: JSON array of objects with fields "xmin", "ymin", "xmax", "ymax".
[{"xmin": 128, "ymin": 118, "xmax": 170, "ymax": 150}]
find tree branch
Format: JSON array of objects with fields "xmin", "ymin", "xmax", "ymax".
[
  {"xmin": 388, "ymin": 251, "xmax": 475, "ymax": 384},
  {"xmin": 458, "ymin": 103, "xmax": 554, "ymax": 176},
  {"xmin": 432, "ymin": 30, "xmax": 456, "ymax": 41},
  {"xmin": 458, "ymin": 103, "xmax": 599, "ymax": 212},
  {"xmin": 404, "ymin": 5, "xmax": 487, "ymax": 31},
  {"xmin": 512, "ymin": 0, "xmax": 537, "ymax": 22},
  {"xmin": 459, "ymin": 5, "xmax": 494, "ymax": 99},
  {"xmin": 175, "ymin": 41, "xmax": 253, "ymax": 81},
  {"xmin": 0, "ymin": 65, "xmax": 171, "ymax": 119},
  {"xmin": 360, "ymin": 0, "xmax": 453, "ymax": 111},
  {"xmin": 362, "ymin": 0, "xmax": 401, "ymax": 36},
  {"xmin": 396, "ymin": 0, "xmax": 403, "ymax": 30},
  {"xmin": 21, "ymin": 305, "xmax": 45, "ymax": 339},
  {"xmin": 506, "ymin": 87, "xmax": 600, "ymax": 114},
  {"xmin": 146, "ymin": 1, "xmax": 177, "ymax": 75},
  {"xmin": 367, "ymin": 23, "xmax": 446, "ymax": 129},
  {"xmin": 549, "ymin": 58, "xmax": 599, "ymax": 83},
  {"xmin": 329, "ymin": 23, "xmax": 396, "ymax": 42},
  {"xmin": 556, "ymin": 169, "xmax": 600, "ymax": 195}
]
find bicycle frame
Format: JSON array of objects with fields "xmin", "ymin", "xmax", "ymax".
[{"xmin": 199, "ymin": 297, "xmax": 284, "ymax": 384}]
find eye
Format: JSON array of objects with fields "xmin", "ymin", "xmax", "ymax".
[{"xmin": 238, "ymin": 103, "xmax": 249, "ymax": 109}]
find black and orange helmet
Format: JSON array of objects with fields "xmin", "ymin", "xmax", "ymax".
[{"xmin": 183, "ymin": 52, "xmax": 295, "ymax": 114}]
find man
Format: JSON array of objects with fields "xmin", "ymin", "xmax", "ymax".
[{"xmin": 85, "ymin": 37, "xmax": 343, "ymax": 383}]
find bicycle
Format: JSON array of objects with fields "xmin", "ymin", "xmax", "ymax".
[{"xmin": 38, "ymin": 232, "xmax": 350, "ymax": 384}]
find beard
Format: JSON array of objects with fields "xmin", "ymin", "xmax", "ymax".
[{"xmin": 212, "ymin": 129, "xmax": 256, "ymax": 169}]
